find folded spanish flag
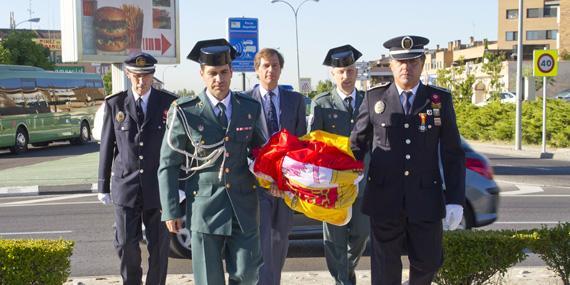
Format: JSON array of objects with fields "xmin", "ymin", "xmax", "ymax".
[{"xmin": 251, "ymin": 129, "xmax": 364, "ymax": 226}]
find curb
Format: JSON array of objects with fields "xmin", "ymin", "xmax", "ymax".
[{"xmin": 0, "ymin": 183, "xmax": 97, "ymax": 196}]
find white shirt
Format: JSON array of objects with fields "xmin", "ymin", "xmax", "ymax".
[
  {"xmin": 336, "ymin": 88, "xmax": 356, "ymax": 110},
  {"xmin": 131, "ymin": 88, "xmax": 151, "ymax": 115},
  {"xmin": 259, "ymin": 85, "xmax": 281, "ymax": 127},
  {"xmin": 396, "ymin": 82, "xmax": 420, "ymax": 110},
  {"xmin": 206, "ymin": 90, "xmax": 232, "ymax": 121}
]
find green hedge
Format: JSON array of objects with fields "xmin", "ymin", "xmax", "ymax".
[
  {"xmin": 455, "ymin": 99, "xmax": 570, "ymax": 147},
  {"xmin": 435, "ymin": 230, "xmax": 527, "ymax": 285},
  {"xmin": 0, "ymin": 239, "xmax": 74, "ymax": 285}
]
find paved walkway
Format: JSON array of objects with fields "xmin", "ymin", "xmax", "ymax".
[{"xmin": 65, "ymin": 267, "xmax": 565, "ymax": 284}]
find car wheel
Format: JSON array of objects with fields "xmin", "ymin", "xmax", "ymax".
[
  {"xmin": 10, "ymin": 127, "xmax": 29, "ymax": 154},
  {"xmin": 168, "ymin": 214, "xmax": 192, "ymax": 259},
  {"xmin": 168, "ymin": 199, "xmax": 192, "ymax": 259},
  {"xmin": 71, "ymin": 121, "xmax": 91, "ymax": 145}
]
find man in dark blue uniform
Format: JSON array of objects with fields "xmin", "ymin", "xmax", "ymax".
[
  {"xmin": 310, "ymin": 45, "xmax": 369, "ymax": 285},
  {"xmin": 350, "ymin": 36, "xmax": 465, "ymax": 285},
  {"xmin": 97, "ymin": 53, "xmax": 176, "ymax": 285},
  {"xmin": 244, "ymin": 47, "xmax": 307, "ymax": 285}
]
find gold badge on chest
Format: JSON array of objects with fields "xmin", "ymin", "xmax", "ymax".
[
  {"xmin": 374, "ymin": 101, "xmax": 385, "ymax": 114},
  {"xmin": 116, "ymin": 111, "xmax": 125, "ymax": 122}
]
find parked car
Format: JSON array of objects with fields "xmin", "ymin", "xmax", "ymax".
[
  {"xmin": 166, "ymin": 140, "xmax": 499, "ymax": 259},
  {"xmin": 499, "ymin": 91, "xmax": 517, "ymax": 103},
  {"xmin": 555, "ymin": 89, "xmax": 570, "ymax": 101}
]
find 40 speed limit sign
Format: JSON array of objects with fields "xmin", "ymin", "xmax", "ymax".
[{"xmin": 533, "ymin": 50, "xmax": 558, "ymax": 77}]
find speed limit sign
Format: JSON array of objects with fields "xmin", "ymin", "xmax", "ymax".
[{"xmin": 533, "ymin": 50, "xmax": 558, "ymax": 77}]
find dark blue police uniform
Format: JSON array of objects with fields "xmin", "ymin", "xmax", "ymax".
[
  {"xmin": 350, "ymin": 36, "xmax": 465, "ymax": 285},
  {"xmin": 98, "ymin": 53, "xmax": 177, "ymax": 285}
]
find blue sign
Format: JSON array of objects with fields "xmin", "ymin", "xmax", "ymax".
[{"xmin": 228, "ymin": 17, "xmax": 259, "ymax": 72}]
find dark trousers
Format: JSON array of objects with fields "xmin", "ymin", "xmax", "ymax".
[
  {"xmin": 323, "ymin": 195, "xmax": 370, "ymax": 285},
  {"xmin": 257, "ymin": 191, "xmax": 293, "ymax": 285},
  {"xmin": 369, "ymin": 215, "xmax": 443, "ymax": 285},
  {"xmin": 113, "ymin": 205, "xmax": 170, "ymax": 285}
]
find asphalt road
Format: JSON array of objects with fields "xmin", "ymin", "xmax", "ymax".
[
  {"xmin": 0, "ymin": 142, "xmax": 99, "ymax": 171},
  {"xmin": 0, "ymin": 146, "xmax": 569, "ymax": 277}
]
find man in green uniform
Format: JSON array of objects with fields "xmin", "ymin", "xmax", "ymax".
[
  {"xmin": 158, "ymin": 39, "xmax": 266, "ymax": 284},
  {"xmin": 309, "ymin": 45, "xmax": 370, "ymax": 285}
]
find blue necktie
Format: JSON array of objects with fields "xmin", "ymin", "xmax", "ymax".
[
  {"xmin": 344, "ymin": 96, "xmax": 354, "ymax": 117},
  {"xmin": 217, "ymin": 103, "xmax": 228, "ymax": 129},
  {"xmin": 136, "ymin": 97, "xmax": 145, "ymax": 122},
  {"xmin": 266, "ymin": 92, "xmax": 279, "ymax": 135},
  {"xmin": 403, "ymin": 91, "xmax": 413, "ymax": 115}
]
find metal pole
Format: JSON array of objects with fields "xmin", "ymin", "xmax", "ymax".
[
  {"xmin": 541, "ymin": 75, "xmax": 547, "ymax": 153},
  {"xmin": 242, "ymin": 72, "xmax": 246, "ymax": 91},
  {"xmin": 294, "ymin": 13, "xmax": 301, "ymax": 91},
  {"xmin": 514, "ymin": 0, "xmax": 523, "ymax": 150}
]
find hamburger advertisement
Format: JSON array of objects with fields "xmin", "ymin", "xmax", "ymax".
[{"xmin": 61, "ymin": 0, "xmax": 180, "ymax": 64}]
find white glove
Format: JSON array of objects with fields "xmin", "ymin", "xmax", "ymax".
[
  {"xmin": 445, "ymin": 204, "xmax": 463, "ymax": 230},
  {"xmin": 97, "ymin": 193, "xmax": 112, "ymax": 205}
]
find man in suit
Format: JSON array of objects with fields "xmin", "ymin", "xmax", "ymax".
[
  {"xmin": 97, "ymin": 52, "xmax": 176, "ymax": 285},
  {"xmin": 244, "ymin": 48, "xmax": 307, "ymax": 285},
  {"xmin": 158, "ymin": 39, "xmax": 266, "ymax": 284},
  {"xmin": 310, "ymin": 45, "xmax": 370, "ymax": 285},
  {"xmin": 350, "ymin": 35, "xmax": 466, "ymax": 285}
]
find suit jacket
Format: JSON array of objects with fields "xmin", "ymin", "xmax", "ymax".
[
  {"xmin": 309, "ymin": 88, "xmax": 368, "ymax": 195},
  {"xmin": 158, "ymin": 91, "xmax": 265, "ymax": 235},
  {"xmin": 245, "ymin": 86, "xmax": 307, "ymax": 138},
  {"xmin": 98, "ymin": 88, "xmax": 177, "ymax": 210},
  {"xmin": 350, "ymin": 82, "xmax": 465, "ymax": 222}
]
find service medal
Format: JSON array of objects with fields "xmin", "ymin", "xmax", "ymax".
[
  {"xmin": 418, "ymin": 113, "xmax": 427, "ymax": 132},
  {"xmin": 116, "ymin": 111, "xmax": 125, "ymax": 122},
  {"xmin": 434, "ymin": 118, "xmax": 442, "ymax": 126},
  {"xmin": 433, "ymin": 108, "xmax": 441, "ymax": 117},
  {"xmin": 427, "ymin": 109, "xmax": 433, "ymax": 116},
  {"xmin": 374, "ymin": 101, "xmax": 385, "ymax": 114}
]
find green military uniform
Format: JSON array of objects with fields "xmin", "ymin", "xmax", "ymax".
[
  {"xmin": 158, "ymin": 39, "xmax": 266, "ymax": 285},
  {"xmin": 310, "ymin": 44, "xmax": 370, "ymax": 285}
]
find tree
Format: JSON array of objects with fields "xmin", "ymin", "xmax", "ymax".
[
  {"xmin": 435, "ymin": 57, "xmax": 474, "ymax": 103},
  {"xmin": 481, "ymin": 52, "xmax": 506, "ymax": 101},
  {"xmin": 0, "ymin": 45, "xmax": 11, "ymax": 63},
  {"xmin": 308, "ymin": 79, "xmax": 333, "ymax": 98},
  {"xmin": 0, "ymin": 31, "xmax": 54, "ymax": 70},
  {"xmin": 436, "ymin": 68, "xmax": 453, "ymax": 90},
  {"xmin": 175, "ymin": 88, "xmax": 196, "ymax": 97},
  {"xmin": 103, "ymin": 71, "xmax": 112, "ymax": 95}
]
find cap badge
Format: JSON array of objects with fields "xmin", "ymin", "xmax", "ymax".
[
  {"xmin": 135, "ymin": 56, "xmax": 146, "ymax": 67},
  {"xmin": 374, "ymin": 101, "xmax": 385, "ymax": 114},
  {"xmin": 401, "ymin": 36, "xmax": 414, "ymax": 50},
  {"xmin": 116, "ymin": 111, "xmax": 125, "ymax": 122}
]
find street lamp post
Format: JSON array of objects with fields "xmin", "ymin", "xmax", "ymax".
[
  {"xmin": 162, "ymin": 65, "xmax": 178, "ymax": 88},
  {"xmin": 12, "ymin": 17, "xmax": 40, "ymax": 30},
  {"xmin": 271, "ymin": 0, "xmax": 319, "ymax": 91}
]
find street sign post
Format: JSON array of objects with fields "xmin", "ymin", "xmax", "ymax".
[
  {"xmin": 299, "ymin": 77, "xmax": 312, "ymax": 94},
  {"xmin": 533, "ymin": 49, "xmax": 558, "ymax": 159},
  {"xmin": 228, "ymin": 18, "xmax": 258, "ymax": 73}
]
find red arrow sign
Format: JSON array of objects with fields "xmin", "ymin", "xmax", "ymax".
[{"xmin": 161, "ymin": 34, "xmax": 171, "ymax": 55}]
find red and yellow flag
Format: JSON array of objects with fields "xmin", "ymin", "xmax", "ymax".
[{"xmin": 252, "ymin": 129, "xmax": 364, "ymax": 226}]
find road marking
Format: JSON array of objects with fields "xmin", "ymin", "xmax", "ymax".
[
  {"xmin": 0, "ymin": 201, "xmax": 100, "ymax": 208},
  {"xmin": 496, "ymin": 179, "xmax": 570, "ymax": 189},
  {"xmin": 0, "ymin": 230, "xmax": 72, "ymax": 236},
  {"xmin": 495, "ymin": 221, "xmax": 560, "ymax": 225},
  {"xmin": 500, "ymin": 185, "xmax": 544, "ymax": 196},
  {"xmin": 500, "ymin": 194, "xmax": 570, "ymax": 198},
  {"xmin": 495, "ymin": 164, "xmax": 513, "ymax": 167},
  {"xmin": 0, "ymin": 186, "xmax": 39, "ymax": 195},
  {"xmin": 3, "ymin": 193, "xmax": 96, "ymax": 205}
]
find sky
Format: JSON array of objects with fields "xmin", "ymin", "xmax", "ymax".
[{"xmin": 2, "ymin": 0, "xmax": 498, "ymax": 93}]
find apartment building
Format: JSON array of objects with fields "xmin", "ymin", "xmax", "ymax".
[{"xmin": 498, "ymin": 0, "xmax": 569, "ymax": 57}]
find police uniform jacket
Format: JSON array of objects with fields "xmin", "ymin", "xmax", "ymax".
[
  {"xmin": 350, "ymin": 82, "xmax": 465, "ymax": 222},
  {"xmin": 98, "ymin": 88, "xmax": 177, "ymax": 210},
  {"xmin": 310, "ymin": 88, "xmax": 368, "ymax": 194},
  {"xmin": 158, "ymin": 91, "xmax": 265, "ymax": 236}
]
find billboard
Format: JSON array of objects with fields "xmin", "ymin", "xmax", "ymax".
[{"xmin": 61, "ymin": 0, "xmax": 180, "ymax": 64}]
